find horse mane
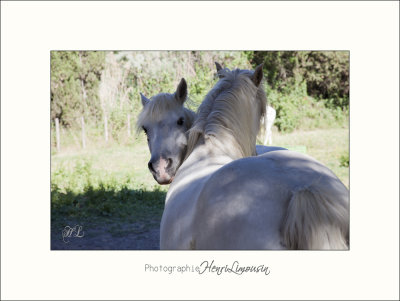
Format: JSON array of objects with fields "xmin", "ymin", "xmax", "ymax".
[
  {"xmin": 136, "ymin": 93, "xmax": 196, "ymax": 130},
  {"xmin": 185, "ymin": 67, "xmax": 267, "ymax": 160}
]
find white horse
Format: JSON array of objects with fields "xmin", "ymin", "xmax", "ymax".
[
  {"xmin": 264, "ymin": 105, "xmax": 276, "ymax": 145},
  {"xmin": 158, "ymin": 64, "xmax": 349, "ymax": 250},
  {"xmin": 137, "ymin": 78, "xmax": 285, "ymax": 185}
]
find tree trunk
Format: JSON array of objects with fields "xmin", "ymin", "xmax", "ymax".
[
  {"xmin": 104, "ymin": 114, "xmax": 109, "ymax": 143},
  {"xmin": 55, "ymin": 118, "xmax": 60, "ymax": 152},
  {"xmin": 127, "ymin": 113, "xmax": 131, "ymax": 137},
  {"xmin": 81, "ymin": 116, "xmax": 86, "ymax": 149}
]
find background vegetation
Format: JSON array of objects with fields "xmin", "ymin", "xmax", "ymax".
[
  {"xmin": 50, "ymin": 51, "xmax": 349, "ymax": 249},
  {"xmin": 51, "ymin": 51, "xmax": 349, "ymax": 140}
]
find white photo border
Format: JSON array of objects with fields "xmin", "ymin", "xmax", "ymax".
[{"xmin": 1, "ymin": 1, "xmax": 399, "ymax": 300}]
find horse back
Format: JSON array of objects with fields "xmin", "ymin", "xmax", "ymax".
[{"xmin": 191, "ymin": 150, "xmax": 349, "ymax": 250}]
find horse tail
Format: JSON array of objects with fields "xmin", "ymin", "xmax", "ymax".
[{"xmin": 282, "ymin": 184, "xmax": 349, "ymax": 250}]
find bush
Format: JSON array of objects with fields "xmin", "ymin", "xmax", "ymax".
[
  {"xmin": 340, "ymin": 152, "xmax": 349, "ymax": 167},
  {"xmin": 267, "ymin": 82, "xmax": 348, "ymax": 133},
  {"xmin": 252, "ymin": 51, "xmax": 349, "ymax": 110},
  {"xmin": 51, "ymin": 51, "xmax": 350, "ymax": 152}
]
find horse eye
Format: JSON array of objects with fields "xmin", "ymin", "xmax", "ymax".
[{"xmin": 177, "ymin": 117, "xmax": 184, "ymax": 126}]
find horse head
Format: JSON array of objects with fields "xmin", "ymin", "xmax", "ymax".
[{"xmin": 137, "ymin": 79, "xmax": 196, "ymax": 185}]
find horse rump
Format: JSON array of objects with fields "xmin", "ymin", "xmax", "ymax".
[{"xmin": 282, "ymin": 184, "xmax": 349, "ymax": 250}]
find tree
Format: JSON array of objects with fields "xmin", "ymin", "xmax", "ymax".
[
  {"xmin": 51, "ymin": 51, "xmax": 105, "ymax": 127},
  {"xmin": 251, "ymin": 51, "xmax": 349, "ymax": 109}
]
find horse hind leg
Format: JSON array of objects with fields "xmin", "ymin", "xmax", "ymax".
[
  {"xmin": 267, "ymin": 131, "xmax": 272, "ymax": 145},
  {"xmin": 264, "ymin": 128, "xmax": 271, "ymax": 145},
  {"xmin": 282, "ymin": 186, "xmax": 349, "ymax": 250}
]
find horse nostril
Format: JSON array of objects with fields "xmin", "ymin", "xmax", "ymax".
[
  {"xmin": 148, "ymin": 161, "xmax": 156, "ymax": 173},
  {"xmin": 166, "ymin": 158, "xmax": 173, "ymax": 169}
]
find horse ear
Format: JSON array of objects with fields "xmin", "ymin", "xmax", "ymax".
[
  {"xmin": 215, "ymin": 62, "xmax": 224, "ymax": 78},
  {"xmin": 215, "ymin": 62, "xmax": 223, "ymax": 72},
  {"xmin": 140, "ymin": 93, "xmax": 150, "ymax": 107},
  {"xmin": 251, "ymin": 63, "xmax": 264, "ymax": 87},
  {"xmin": 175, "ymin": 78, "xmax": 187, "ymax": 105}
]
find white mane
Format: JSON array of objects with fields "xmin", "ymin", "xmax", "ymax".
[
  {"xmin": 136, "ymin": 93, "xmax": 195, "ymax": 130},
  {"xmin": 185, "ymin": 68, "xmax": 266, "ymax": 160}
]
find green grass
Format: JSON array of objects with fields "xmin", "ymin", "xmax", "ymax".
[
  {"xmin": 51, "ymin": 135, "xmax": 168, "ymax": 236},
  {"xmin": 52, "ymin": 127, "xmax": 349, "ymax": 237}
]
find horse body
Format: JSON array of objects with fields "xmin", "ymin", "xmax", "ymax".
[
  {"xmin": 161, "ymin": 144, "xmax": 288, "ymax": 250},
  {"xmin": 256, "ymin": 144, "xmax": 286, "ymax": 155},
  {"xmin": 159, "ymin": 64, "xmax": 349, "ymax": 250},
  {"xmin": 161, "ymin": 141, "xmax": 348, "ymax": 250},
  {"xmin": 161, "ymin": 145, "xmax": 288, "ymax": 250},
  {"xmin": 191, "ymin": 150, "xmax": 348, "ymax": 249},
  {"xmin": 161, "ymin": 140, "xmax": 232, "ymax": 249}
]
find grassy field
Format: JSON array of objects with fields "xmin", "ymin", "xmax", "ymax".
[
  {"xmin": 51, "ymin": 135, "xmax": 167, "ymax": 248},
  {"xmin": 51, "ymin": 126, "xmax": 348, "ymax": 249}
]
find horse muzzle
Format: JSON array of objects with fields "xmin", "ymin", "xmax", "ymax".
[{"xmin": 148, "ymin": 157, "xmax": 175, "ymax": 185}]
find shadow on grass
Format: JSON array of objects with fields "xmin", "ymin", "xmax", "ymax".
[{"xmin": 51, "ymin": 185, "xmax": 166, "ymax": 250}]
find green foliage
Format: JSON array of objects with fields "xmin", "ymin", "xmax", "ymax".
[
  {"xmin": 267, "ymin": 82, "xmax": 348, "ymax": 133},
  {"xmin": 302, "ymin": 51, "xmax": 349, "ymax": 108},
  {"xmin": 109, "ymin": 107, "xmax": 129, "ymax": 143},
  {"xmin": 252, "ymin": 51, "xmax": 349, "ymax": 109},
  {"xmin": 51, "ymin": 51, "xmax": 349, "ymax": 151},
  {"xmin": 118, "ymin": 51, "xmax": 251, "ymax": 110},
  {"xmin": 51, "ymin": 51, "xmax": 106, "ymax": 127},
  {"xmin": 340, "ymin": 152, "xmax": 350, "ymax": 167}
]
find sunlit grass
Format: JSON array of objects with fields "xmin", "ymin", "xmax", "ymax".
[
  {"xmin": 52, "ymin": 135, "xmax": 165, "ymax": 193},
  {"xmin": 53, "ymin": 127, "xmax": 349, "ymax": 196}
]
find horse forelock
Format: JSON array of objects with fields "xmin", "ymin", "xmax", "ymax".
[
  {"xmin": 185, "ymin": 68, "xmax": 267, "ymax": 160},
  {"xmin": 136, "ymin": 93, "xmax": 196, "ymax": 131}
]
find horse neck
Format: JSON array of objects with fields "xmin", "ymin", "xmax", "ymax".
[
  {"xmin": 166, "ymin": 139, "xmax": 232, "ymax": 203},
  {"xmin": 188, "ymin": 138, "xmax": 231, "ymax": 165}
]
